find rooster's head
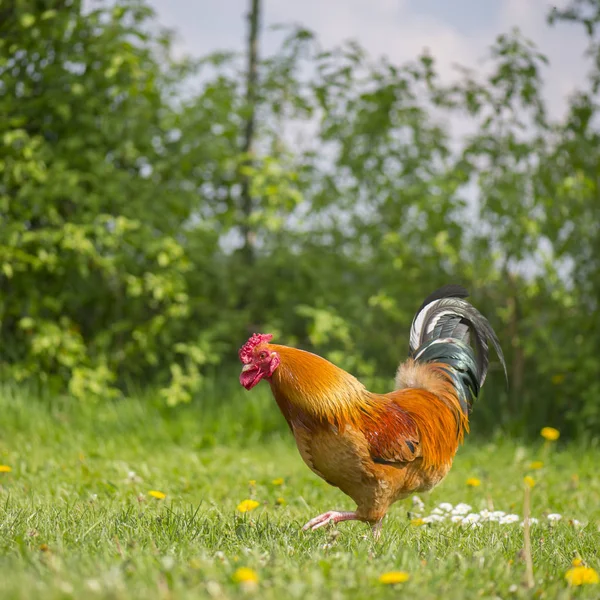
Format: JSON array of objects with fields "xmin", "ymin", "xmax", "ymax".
[{"xmin": 238, "ymin": 333, "xmax": 280, "ymax": 390}]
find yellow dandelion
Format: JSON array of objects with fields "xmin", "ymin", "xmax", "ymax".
[
  {"xmin": 271, "ymin": 478, "xmax": 284, "ymax": 486},
  {"xmin": 148, "ymin": 490, "xmax": 166, "ymax": 499},
  {"xmin": 248, "ymin": 480, "xmax": 256, "ymax": 486},
  {"xmin": 379, "ymin": 571, "xmax": 410, "ymax": 585},
  {"xmin": 540, "ymin": 427, "xmax": 560, "ymax": 441},
  {"xmin": 565, "ymin": 566, "xmax": 599, "ymax": 586},
  {"xmin": 572, "ymin": 558, "xmax": 585, "ymax": 567},
  {"xmin": 466, "ymin": 477, "xmax": 481, "ymax": 487},
  {"xmin": 276, "ymin": 497, "xmax": 285, "ymax": 505},
  {"xmin": 0, "ymin": 465, "xmax": 12, "ymax": 473},
  {"xmin": 410, "ymin": 518, "xmax": 425, "ymax": 527},
  {"xmin": 237, "ymin": 499, "xmax": 260, "ymax": 513},
  {"xmin": 529, "ymin": 461, "xmax": 544, "ymax": 470},
  {"xmin": 523, "ymin": 476, "xmax": 535, "ymax": 488},
  {"xmin": 233, "ymin": 567, "xmax": 259, "ymax": 584}
]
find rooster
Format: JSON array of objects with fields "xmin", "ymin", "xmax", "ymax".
[{"xmin": 238, "ymin": 285, "xmax": 506, "ymax": 536}]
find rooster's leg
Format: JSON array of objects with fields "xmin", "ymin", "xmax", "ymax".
[
  {"xmin": 302, "ymin": 511, "xmax": 360, "ymax": 532},
  {"xmin": 371, "ymin": 518, "xmax": 384, "ymax": 540}
]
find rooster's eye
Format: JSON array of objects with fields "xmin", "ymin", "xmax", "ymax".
[{"xmin": 259, "ymin": 351, "xmax": 268, "ymax": 360}]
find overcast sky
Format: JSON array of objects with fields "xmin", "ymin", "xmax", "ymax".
[{"xmin": 148, "ymin": 0, "xmax": 589, "ymax": 119}]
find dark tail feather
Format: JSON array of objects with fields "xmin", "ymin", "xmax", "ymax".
[{"xmin": 409, "ymin": 285, "xmax": 507, "ymax": 412}]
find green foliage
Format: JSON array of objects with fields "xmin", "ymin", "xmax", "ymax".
[{"xmin": 1, "ymin": 0, "xmax": 600, "ymax": 436}]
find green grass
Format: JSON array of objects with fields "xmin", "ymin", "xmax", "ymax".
[{"xmin": 0, "ymin": 384, "xmax": 599, "ymax": 599}]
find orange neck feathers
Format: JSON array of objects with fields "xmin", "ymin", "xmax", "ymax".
[{"xmin": 267, "ymin": 344, "xmax": 369, "ymax": 425}]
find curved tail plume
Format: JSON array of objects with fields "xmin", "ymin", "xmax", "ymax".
[{"xmin": 408, "ymin": 285, "xmax": 507, "ymax": 413}]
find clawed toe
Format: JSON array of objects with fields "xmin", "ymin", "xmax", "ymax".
[{"xmin": 301, "ymin": 510, "xmax": 359, "ymax": 532}]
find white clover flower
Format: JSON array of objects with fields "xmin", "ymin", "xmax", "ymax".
[
  {"xmin": 520, "ymin": 517, "xmax": 539, "ymax": 527},
  {"xmin": 438, "ymin": 502, "xmax": 453, "ymax": 512},
  {"xmin": 462, "ymin": 513, "xmax": 481, "ymax": 524},
  {"xmin": 569, "ymin": 519, "xmax": 582, "ymax": 528},
  {"xmin": 547, "ymin": 513, "xmax": 562, "ymax": 522},
  {"xmin": 478, "ymin": 509, "xmax": 491, "ymax": 521},
  {"xmin": 461, "ymin": 519, "xmax": 482, "ymax": 528},
  {"xmin": 431, "ymin": 507, "xmax": 445, "ymax": 516},
  {"xmin": 452, "ymin": 503, "xmax": 472, "ymax": 515},
  {"xmin": 451, "ymin": 515, "xmax": 464, "ymax": 523},
  {"xmin": 488, "ymin": 511, "xmax": 506, "ymax": 522},
  {"xmin": 412, "ymin": 495, "xmax": 425, "ymax": 510},
  {"xmin": 423, "ymin": 514, "xmax": 445, "ymax": 523},
  {"xmin": 499, "ymin": 514, "xmax": 520, "ymax": 525}
]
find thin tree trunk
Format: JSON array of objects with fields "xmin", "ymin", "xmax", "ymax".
[{"xmin": 240, "ymin": 0, "xmax": 261, "ymax": 266}]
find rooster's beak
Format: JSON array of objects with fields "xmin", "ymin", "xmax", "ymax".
[{"xmin": 241, "ymin": 363, "xmax": 254, "ymax": 372}]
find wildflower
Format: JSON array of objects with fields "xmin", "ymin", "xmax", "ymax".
[
  {"xmin": 540, "ymin": 427, "xmax": 560, "ymax": 441},
  {"xmin": 547, "ymin": 513, "xmax": 562, "ymax": 522},
  {"xmin": 450, "ymin": 515, "xmax": 464, "ymax": 523},
  {"xmin": 529, "ymin": 461, "xmax": 543, "ymax": 470},
  {"xmin": 499, "ymin": 514, "xmax": 520, "ymax": 525},
  {"xmin": 523, "ymin": 476, "xmax": 535, "ymax": 488},
  {"xmin": 452, "ymin": 503, "xmax": 472, "ymax": 515},
  {"xmin": 462, "ymin": 513, "xmax": 481, "ymax": 525},
  {"xmin": 233, "ymin": 567, "xmax": 259, "ymax": 587},
  {"xmin": 486, "ymin": 511, "xmax": 506, "ymax": 522},
  {"xmin": 466, "ymin": 477, "xmax": 481, "ymax": 487},
  {"xmin": 412, "ymin": 495, "xmax": 425, "ymax": 510},
  {"xmin": 570, "ymin": 519, "xmax": 583, "ymax": 528},
  {"xmin": 572, "ymin": 558, "xmax": 585, "ymax": 567},
  {"xmin": 565, "ymin": 566, "xmax": 599, "ymax": 586},
  {"xmin": 423, "ymin": 514, "xmax": 444, "ymax": 523},
  {"xmin": 0, "ymin": 465, "xmax": 12, "ymax": 473},
  {"xmin": 148, "ymin": 490, "xmax": 166, "ymax": 499},
  {"xmin": 379, "ymin": 571, "xmax": 410, "ymax": 584},
  {"xmin": 248, "ymin": 480, "xmax": 256, "ymax": 486},
  {"xmin": 410, "ymin": 518, "xmax": 425, "ymax": 527},
  {"xmin": 438, "ymin": 502, "xmax": 453, "ymax": 512},
  {"xmin": 271, "ymin": 478, "xmax": 284, "ymax": 486},
  {"xmin": 520, "ymin": 517, "xmax": 539, "ymax": 527},
  {"xmin": 276, "ymin": 497, "xmax": 285, "ymax": 505},
  {"xmin": 431, "ymin": 507, "xmax": 445, "ymax": 516},
  {"xmin": 237, "ymin": 499, "xmax": 260, "ymax": 513}
]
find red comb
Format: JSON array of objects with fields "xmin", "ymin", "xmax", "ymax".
[{"xmin": 239, "ymin": 333, "xmax": 273, "ymax": 364}]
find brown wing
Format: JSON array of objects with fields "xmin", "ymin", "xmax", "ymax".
[{"xmin": 362, "ymin": 398, "xmax": 422, "ymax": 465}]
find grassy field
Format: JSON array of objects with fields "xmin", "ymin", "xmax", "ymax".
[{"xmin": 0, "ymin": 383, "xmax": 599, "ymax": 599}]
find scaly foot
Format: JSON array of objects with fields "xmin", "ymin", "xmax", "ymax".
[{"xmin": 302, "ymin": 510, "xmax": 360, "ymax": 532}]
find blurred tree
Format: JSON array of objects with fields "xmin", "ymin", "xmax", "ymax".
[{"xmin": 0, "ymin": 0, "xmax": 598, "ymax": 438}]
